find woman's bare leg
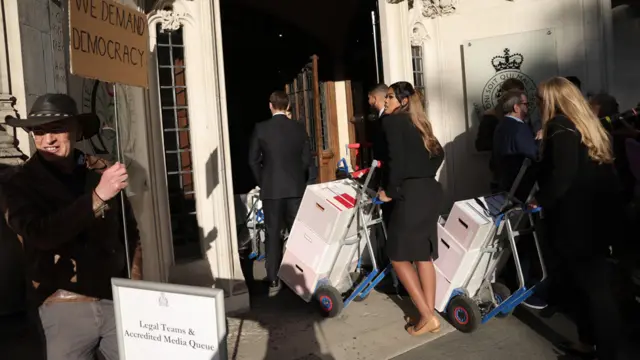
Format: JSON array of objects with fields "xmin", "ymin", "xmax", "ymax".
[
  {"xmin": 391, "ymin": 260, "xmax": 430, "ymax": 327},
  {"xmin": 416, "ymin": 261, "xmax": 437, "ymax": 316}
]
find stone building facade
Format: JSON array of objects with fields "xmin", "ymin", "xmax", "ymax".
[{"xmin": 1, "ymin": 0, "xmax": 634, "ymax": 316}]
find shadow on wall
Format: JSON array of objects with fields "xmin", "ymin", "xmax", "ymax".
[
  {"xmin": 424, "ymin": 0, "xmax": 615, "ymax": 207},
  {"xmin": 206, "ymin": 147, "xmax": 220, "ymax": 198},
  {"xmin": 611, "ymin": 4, "xmax": 640, "ymax": 110}
]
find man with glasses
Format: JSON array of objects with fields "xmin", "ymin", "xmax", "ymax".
[
  {"xmin": 476, "ymin": 79, "xmax": 526, "ymax": 192},
  {"xmin": 493, "ymin": 89, "xmax": 548, "ymax": 310},
  {"xmin": 493, "ymin": 90, "xmax": 537, "ymax": 194}
]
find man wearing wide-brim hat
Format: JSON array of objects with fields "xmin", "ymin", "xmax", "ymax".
[{"xmin": 1, "ymin": 93, "xmax": 142, "ymax": 360}]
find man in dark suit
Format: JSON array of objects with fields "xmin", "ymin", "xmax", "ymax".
[
  {"xmin": 492, "ymin": 89, "xmax": 549, "ymax": 310},
  {"xmin": 475, "ymin": 79, "xmax": 526, "ymax": 192},
  {"xmin": 249, "ymin": 91, "xmax": 312, "ymax": 296},
  {"xmin": 492, "ymin": 89, "xmax": 537, "ymax": 200},
  {"xmin": 368, "ymin": 83, "xmax": 389, "ymax": 164}
]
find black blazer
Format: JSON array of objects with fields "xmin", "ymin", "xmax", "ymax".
[
  {"xmin": 371, "ymin": 111, "xmax": 388, "ymax": 163},
  {"xmin": 382, "ymin": 112, "xmax": 444, "ymax": 199},
  {"xmin": 248, "ymin": 114, "xmax": 312, "ymax": 200},
  {"xmin": 537, "ymin": 115, "xmax": 621, "ymax": 259}
]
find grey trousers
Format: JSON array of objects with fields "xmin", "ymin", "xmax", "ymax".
[{"xmin": 39, "ymin": 300, "xmax": 118, "ymax": 360}]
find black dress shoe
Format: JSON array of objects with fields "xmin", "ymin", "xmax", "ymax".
[
  {"xmin": 555, "ymin": 341, "xmax": 596, "ymax": 359},
  {"xmin": 268, "ymin": 280, "xmax": 282, "ymax": 297}
]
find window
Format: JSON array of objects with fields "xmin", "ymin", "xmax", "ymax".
[
  {"xmin": 156, "ymin": 24, "xmax": 200, "ymax": 262},
  {"xmin": 411, "ymin": 45, "xmax": 426, "ymax": 105}
]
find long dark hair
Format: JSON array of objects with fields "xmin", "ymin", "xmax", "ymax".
[{"xmin": 389, "ymin": 81, "xmax": 442, "ymax": 155}]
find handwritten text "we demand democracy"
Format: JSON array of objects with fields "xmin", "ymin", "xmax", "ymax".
[{"xmin": 71, "ymin": 0, "xmax": 147, "ymax": 67}]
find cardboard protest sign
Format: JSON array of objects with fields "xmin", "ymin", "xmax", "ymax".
[{"xmin": 69, "ymin": 0, "xmax": 149, "ymax": 88}]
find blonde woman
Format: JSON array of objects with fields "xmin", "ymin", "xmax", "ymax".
[
  {"xmin": 536, "ymin": 77, "xmax": 628, "ymax": 360},
  {"xmin": 377, "ymin": 81, "xmax": 444, "ymax": 336}
]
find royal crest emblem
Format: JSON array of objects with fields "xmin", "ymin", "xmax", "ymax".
[
  {"xmin": 158, "ymin": 293, "xmax": 169, "ymax": 307},
  {"xmin": 478, "ymin": 48, "xmax": 538, "ymax": 115}
]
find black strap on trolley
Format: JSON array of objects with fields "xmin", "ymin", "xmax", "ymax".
[{"xmin": 474, "ymin": 158, "xmax": 534, "ymax": 220}]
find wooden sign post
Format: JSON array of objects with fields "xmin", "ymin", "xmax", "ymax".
[{"xmin": 68, "ymin": 0, "xmax": 151, "ymax": 278}]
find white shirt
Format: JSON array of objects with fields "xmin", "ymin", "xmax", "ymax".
[
  {"xmin": 379, "ymin": 108, "xmax": 385, "ymax": 118},
  {"xmin": 273, "ymin": 112, "xmax": 287, "ymax": 116}
]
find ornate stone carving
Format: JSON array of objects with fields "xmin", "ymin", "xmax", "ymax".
[
  {"xmin": 389, "ymin": 0, "xmax": 459, "ymax": 19},
  {"xmin": 0, "ymin": 94, "xmax": 26, "ymax": 165},
  {"xmin": 157, "ymin": 10, "xmax": 188, "ymax": 33},
  {"xmin": 410, "ymin": 22, "xmax": 430, "ymax": 45},
  {"xmin": 0, "ymin": 94, "xmax": 16, "ymax": 120}
]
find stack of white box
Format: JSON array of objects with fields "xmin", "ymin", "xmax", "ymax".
[
  {"xmin": 433, "ymin": 195, "xmax": 506, "ymax": 311},
  {"xmin": 278, "ymin": 180, "xmax": 372, "ymax": 302}
]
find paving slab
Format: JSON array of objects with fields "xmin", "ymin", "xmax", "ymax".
[
  {"xmin": 226, "ymin": 288, "xmax": 455, "ymax": 360},
  {"xmin": 392, "ymin": 315, "xmax": 560, "ymax": 360}
]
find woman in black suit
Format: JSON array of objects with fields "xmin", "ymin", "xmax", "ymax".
[
  {"xmin": 377, "ymin": 81, "xmax": 444, "ymax": 336},
  {"xmin": 536, "ymin": 77, "xmax": 628, "ymax": 360}
]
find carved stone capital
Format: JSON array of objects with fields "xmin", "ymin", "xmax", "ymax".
[
  {"xmin": 0, "ymin": 94, "xmax": 17, "ymax": 123},
  {"xmin": 0, "ymin": 94, "xmax": 25, "ymax": 165},
  {"xmin": 157, "ymin": 10, "xmax": 188, "ymax": 33},
  {"xmin": 389, "ymin": 0, "xmax": 459, "ymax": 19}
]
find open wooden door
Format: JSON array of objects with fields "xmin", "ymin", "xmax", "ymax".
[
  {"xmin": 285, "ymin": 55, "xmax": 340, "ymax": 183},
  {"xmin": 345, "ymin": 81, "xmax": 374, "ymax": 170}
]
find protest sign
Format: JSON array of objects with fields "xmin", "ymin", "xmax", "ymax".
[{"xmin": 69, "ymin": 0, "xmax": 149, "ymax": 88}]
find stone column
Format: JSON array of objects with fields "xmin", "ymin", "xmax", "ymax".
[
  {"xmin": 148, "ymin": 0, "xmax": 249, "ymax": 315},
  {"xmin": 0, "ymin": 0, "xmax": 27, "ymax": 166},
  {"xmin": 201, "ymin": 0, "xmax": 250, "ymax": 314},
  {"xmin": 378, "ymin": 0, "xmax": 413, "ymax": 84}
]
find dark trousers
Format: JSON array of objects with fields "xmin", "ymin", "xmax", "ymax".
[
  {"xmin": 556, "ymin": 257, "xmax": 628, "ymax": 360},
  {"xmin": 262, "ymin": 197, "xmax": 301, "ymax": 282},
  {"xmin": 379, "ymin": 202, "xmax": 394, "ymax": 266},
  {"xmin": 500, "ymin": 215, "xmax": 547, "ymax": 295},
  {"xmin": 0, "ymin": 310, "xmax": 45, "ymax": 360}
]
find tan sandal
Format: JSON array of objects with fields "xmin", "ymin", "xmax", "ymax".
[{"xmin": 406, "ymin": 316, "xmax": 441, "ymax": 336}]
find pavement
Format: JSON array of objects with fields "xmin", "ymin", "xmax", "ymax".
[
  {"xmin": 393, "ymin": 313, "xmax": 560, "ymax": 360},
  {"xmin": 225, "ymin": 279, "xmax": 456, "ymax": 360},
  {"xmin": 223, "ymin": 258, "xmax": 640, "ymax": 360},
  {"xmin": 394, "ymin": 297, "xmax": 640, "ymax": 360}
]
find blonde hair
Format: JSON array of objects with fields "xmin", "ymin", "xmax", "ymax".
[
  {"xmin": 390, "ymin": 81, "xmax": 442, "ymax": 155},
  {"xmin": 538, "ymin": 77, "xmax": 613, "ymax": 164},
  {"xmin": 409, "ymin": 94, "xmax": 442, "ymax": 155}
]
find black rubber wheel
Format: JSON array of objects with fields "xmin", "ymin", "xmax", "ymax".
[
  {"xmin": 315, "ymin": 286, "xmax": 344, "ymax": 318},
  {"xmin": 491, "ymin": 282, "xmax": 513, "ymax": 319},
  {"xmin": 447, "ymin": 295, "xmax": 482, "ymax": 333}
]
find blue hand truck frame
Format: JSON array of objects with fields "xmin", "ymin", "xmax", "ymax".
[
  {"xmin": 245, "ymin": 192, "xmax": 266, "ymax": 261},
  {"xmin": 313, "ymin": 158, "xmax": 394, "ymax": 317},
  {"xmin": 441, "ymin": 158, "xmax": 548, "ymax": 333}
]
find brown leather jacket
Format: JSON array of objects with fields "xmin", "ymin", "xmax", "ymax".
[{"xmin": 1, "ymin": 152, "xmax": 139, "ymax": 304}]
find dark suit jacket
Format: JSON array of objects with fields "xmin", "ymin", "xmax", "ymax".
[
  {"xmin": 0, "ymin": 166, "xmax": 26, "ymax": 314},
  {"xmin": 2, "ymin": 153, "xmax": 139, "ymax": 304},
  {"xmin": 371, "ymin": 110, "xmax": 388, "ymax": 162},
  {"xmin": 537, "ymin": 115, "xmax": 621, "ymax": 259},
  {"xmin": 369, "ymin": 110, "xmax": 388, "ymax": 189},
  {"xmin": 249, "ymin": 114, "xmax": 312, "ymax": 200},
  {"xmin": 492, "ymin": 117, "xmax": 539, "ymax": 200},
  {"xmin": 382, "ymin": 113, "xmax": 444, "ymax": 199}
]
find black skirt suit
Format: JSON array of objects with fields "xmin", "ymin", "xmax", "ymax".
[{"xmin": 382, "ymin": 112, "xmax": 444, "ymax": 262}]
